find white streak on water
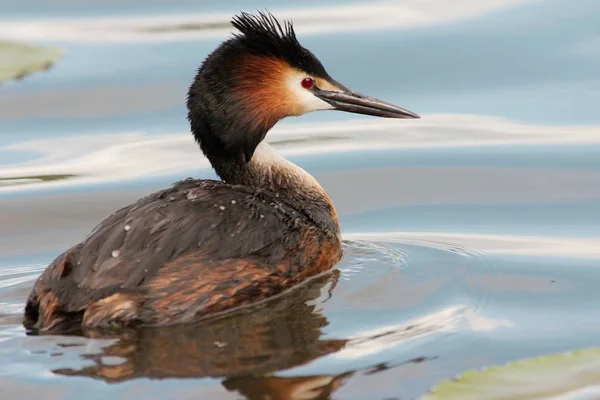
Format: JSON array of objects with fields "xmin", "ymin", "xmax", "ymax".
[
  {"xmin": 2, "ymin": 114, "xmax": 600, "ymax": 193},
  {"xmin": 0, "ymin": 264, "xmax": 45, "ymax": 289},
  {"xmin": 331, "ymin": 304, "xmax": 512, "ymax": 360},
  {"xmin": 0, "ymin": 0, "xmax": 538, "ymax": 43},
  {"xmin": 344, "ymin": 232, "xmax": 600, "ymax": 258}
]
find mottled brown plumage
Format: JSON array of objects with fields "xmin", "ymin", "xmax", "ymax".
[
  {"xmin": 23, "ymin": 11, "xmax": 418, "ymax": 332},
  {"xmin": 25, "ymin": 178, "xmax": 341, "ymax": 331}
]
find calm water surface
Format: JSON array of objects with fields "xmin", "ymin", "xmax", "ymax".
[{"xmin": 1, "ymin": 0, "xmax": 600, "ymax": 399}]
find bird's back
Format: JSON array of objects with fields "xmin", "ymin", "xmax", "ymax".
[{"xmin": 24, "ymin": 178, "xmax": 342, "ymax": 332}]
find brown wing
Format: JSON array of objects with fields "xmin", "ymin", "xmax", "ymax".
[{"xmin": 24, "ymin": 178, "xmax": 341, "ymax": 331}]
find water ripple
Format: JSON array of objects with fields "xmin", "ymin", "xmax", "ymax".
[{"xmin": 0, "ymin": 263, "xmax": 45, "ymax": 291}]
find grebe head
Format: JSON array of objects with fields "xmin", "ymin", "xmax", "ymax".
[{"xmin": 187, "ymin": 11, "xmax": 419, "ymax": 167}]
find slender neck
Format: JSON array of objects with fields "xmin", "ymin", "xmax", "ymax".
[{"xmin": 209, "ymin": 143, "xmax": 340, "ymax": 236}]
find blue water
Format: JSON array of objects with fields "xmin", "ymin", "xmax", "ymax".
[{"xmin": 1, "ymin": 0, "xmax": 600, "ymax": 399}]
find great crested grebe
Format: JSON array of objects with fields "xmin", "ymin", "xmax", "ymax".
[{"xmin": 24, "ymin": 11, "xmax": 419, "ymax": 332}]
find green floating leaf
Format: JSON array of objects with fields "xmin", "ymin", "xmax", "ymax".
[
  {"xmin": 0, "ymin": 41, "xmax": 62, "ymax": 82},
  {"xmin": 422, "ymin": 347, "xmax": 600, "ymax": 400}
]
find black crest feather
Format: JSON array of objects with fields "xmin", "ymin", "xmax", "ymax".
[
  {"xmin": 230, "ymin": 11, "xmax": 329, "ymax": 77},
  {"xmin": 231, "ymin": 11, "xmax": 299, "ymax": 55}
]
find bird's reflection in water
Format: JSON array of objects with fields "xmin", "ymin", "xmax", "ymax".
[
  {"xmin": 223, "ymin": 373, "xmax": 352, "ymax": 400},
  {"xmin": 54, "ymin": 271, "xmax": 351, "ymax": 399}
]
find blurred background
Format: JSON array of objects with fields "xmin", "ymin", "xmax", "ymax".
[{"xmin": 2, "ymin": 1, "xmax": 600, "ymax": 399}]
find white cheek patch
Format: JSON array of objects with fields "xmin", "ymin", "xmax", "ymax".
[{"xmin": 286, "ymin": 72, "xmax": 334, "ymax": 114}]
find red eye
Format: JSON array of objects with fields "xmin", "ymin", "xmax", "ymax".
[{"xmin": 301, "ymin": 77, "xmax": 314, "ymax": 89}]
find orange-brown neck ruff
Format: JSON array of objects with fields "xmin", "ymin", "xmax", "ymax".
[
  {"xmin": 232, "ymin": 55, "xmax": 332, "ymax": 132},
  {"xmin": 233, "ymin": 56, "xmax": 293, "ymax": 132}
]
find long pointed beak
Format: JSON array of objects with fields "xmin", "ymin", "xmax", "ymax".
[{"xmin": 314, "ymin": 86, "xmax": 419, "ymax": 119}]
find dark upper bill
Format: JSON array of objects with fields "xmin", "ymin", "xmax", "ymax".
[{"xmin": 314, "ymin": 87, "xmax": 420, "ymax": 119}]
